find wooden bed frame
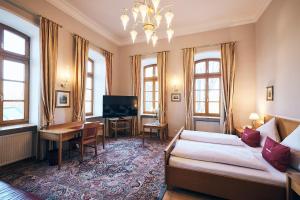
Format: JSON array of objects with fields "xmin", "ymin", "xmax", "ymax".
[{"xmin": 164, "ymin": 115, "xmax": 300, "ymax": 200}]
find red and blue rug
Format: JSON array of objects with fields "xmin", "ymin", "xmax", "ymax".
[{"xmin": 0, "ymin": 137, "xmax": 167, "ymax": 200}]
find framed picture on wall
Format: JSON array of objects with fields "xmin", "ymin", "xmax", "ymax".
[
  {"xmin": 171, "ymin": 93, "xmax": 181, "ymax": 102},
  {"xmin": 266, "ymin": 86, "xmax": 274, "ymax": 101},
  {"xmin": 56, "ymin": 90, "xmax": 71, "ymax": 108}
]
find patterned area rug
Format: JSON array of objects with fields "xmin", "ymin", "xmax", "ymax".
[{"xmin": 0, "ymin": 137, "xmax": 167, "ymax": 200}]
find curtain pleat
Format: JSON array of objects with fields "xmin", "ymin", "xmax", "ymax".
[
  {"xmin": 183, "ymin": 48, "xmax": 195, "ymax": 130},
  {"xmin": 221, "ymin": 42, "xmax": 236, "ymax": 134},
  {"xmin": 157, "ymin": 51, "xmax": 168, "ymax": 124},
  {"xmin": 104, "ymin": 51, "xmax": 113, "ymax": 95},
  {"xmin": 131, "ymin": 55, "xmax": 141, "ymax": 136},
  {"xmin": 40, "ymin": 17, "xmax": 59, "ymax": 127},
  {"xmin": 72, "ymin": 35, "xmax": 89, "ymax": 122}
]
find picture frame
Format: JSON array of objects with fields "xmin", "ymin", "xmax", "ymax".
[
  {"xmin": 171, "ymin": 93, "xmax": 181, "ymax": 102},
  {"xmin": 266, "ymin": 86, "xmax": 274, "ymax": 101},
  {"xmin": 55, "ymin": 90, "xmax": 71, "ymax": 108}
]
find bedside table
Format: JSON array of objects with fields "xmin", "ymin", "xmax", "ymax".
[
  {"xmin": 287, "ymin": 171, "xmax": 300, "ymax": 200},
  {"xmin": 235, "ymin": 127, "xmax": 244, "ymax": 137}
]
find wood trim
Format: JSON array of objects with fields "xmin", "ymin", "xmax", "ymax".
[
  {"xmin": 193, "ymin": 58, "xmax": 221, "ymax": 117},
  {"xmin": 143, "ymin": 64, "xmax": 158, "ymax": 114}
]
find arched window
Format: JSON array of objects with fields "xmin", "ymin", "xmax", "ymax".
[{"xmin": 0, "ymin": 23, "xmax": 30, "ymax": 125}]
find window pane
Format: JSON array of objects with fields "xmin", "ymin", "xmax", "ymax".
[
  {"xmin": 3, "ymin": 60, "xmax": 25, "ymax": 81},
  {"xmin": 85, "ymin": 89, "xmax": 92, "ymax": 101},
  {"xmin": 209, "ymin": 90, "xmax": 219, "ymax": 101},
  {"xmin": 145, "ymin": 92, "xmax": 153, "ymax": 101},
  {"xmin": 3, "ymin": 101, "xmax": 24, "ymax": 120},
  {"xmin": 195, "ymin": 62, "xmax": 206, "ymax": 74},
  {"xmin": 3, "ymin": 30, "xmax": 26, "ymax": 55},
  {"xmin": 195, "ymin": 102, "xmax": 205, "ymax": 113},
  {"xmin": 155, "ymin": 102, "xmax": 158, "ymax": 110},
  {"xmin": 155, "ymin": 91, "xmax": 159, "ymax": 101},
  {"xmin": 209, "ymin": 78, "xmax": 220, "ymax": 90},
  {"xmin": 3, "ymin": 81, "xmax": 24, "ymax": 100},
  {"xmin": 209, "ymin": 102, "xmax": 219, "ymax": 114},
  {"xmin": 195, "ymin": 90, "xmax": 205, "ymax": 101},
  {"xmin": 87, "ymin": 60, "xmax": 93, "ymax": 73},
  {"xmin": 86, "ymin": 77, "xmax": 93, "ymax": 89},
  {"xmin": 154, "ymin": 66, "xmax": 158, "ymax": 77},
  {"xmin": 145, "ymin": 66, "xmax": 153, "ymax": 77},
  {"xmin": 145, "ymin": 81, "xmax": 153, "ymax": 91},
  {"xmin": 195, "ymin": 79, "xmax": 206, "ymax": 90},
  {"xmin": 209, "ymin": 61, "xmax": 220, "ymax": 73},
  {"xmin": 155, "ymin": 81, "xmax": 158, "ymax": 91},
  {"xmin": 85, "ymin": 101, "xmax": 92, "ymax": 113},
  {"xmin": 145, "ymin": 102, "xmax": 153, "ymax": 112}
]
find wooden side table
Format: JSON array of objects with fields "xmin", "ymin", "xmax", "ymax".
[
  {"xmin": 235, "ymin": 127, "xmax": 244, "ymax": 138},
  {"xmin": 287, "ymin": 171, "xmax": 300, "ymax": 200},
  {"xmin": 142, "ymin": 122, "xmax": 168, "ymax": 147},
  {"xmin": 108, "ymin": 118, "xmax": 132, "ymax": 138}
]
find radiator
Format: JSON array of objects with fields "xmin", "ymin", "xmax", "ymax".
[{"xmin": 0, "ymin": 132, "xmax": 32, "ymax": 167}]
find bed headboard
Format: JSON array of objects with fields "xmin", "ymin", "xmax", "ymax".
[{"xmin": 264, "ymin": 115, "xmax": 300, "ymax": 140}]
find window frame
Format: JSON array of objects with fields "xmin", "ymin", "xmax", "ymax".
[
  {"xmin": 193, "ymin": 58, "xmax": 221, "ymax": 117},
  {"xmin": 0, "ymin": 23, "xmax": 30, "ymax": 126},
  {"xmin": 143, "ymin": 64, "xmax": 158, "ymax": 114},
  {"xmin": 85, "ymin": 58, "xmax": 94, "ymax": 116}
]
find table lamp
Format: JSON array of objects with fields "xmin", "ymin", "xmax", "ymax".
[{"xmin": 249, "ymin": 113, "xmax": 260, "ymax": 128}]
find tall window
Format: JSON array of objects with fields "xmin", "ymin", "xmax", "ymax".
[
  {"xmin": 85, "ymin": 58, "xmax": 94, "ymax": 116},
  {"xmin": 143, "ymin": 64, "xmax": 158, "ymax": 114},
  {"xmin": 194, "ymin": 58, "xmax": 221, "ymax": 117},
  {"xmin": 0, "ymin": 23, "xmax": 30, "ymax": 125}
]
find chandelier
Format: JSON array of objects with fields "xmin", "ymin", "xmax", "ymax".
[{"xmin": 120, "ymin": 0, "xmax": 174, "ymax": 46}]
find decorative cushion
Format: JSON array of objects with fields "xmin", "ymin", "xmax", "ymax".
[
  {"xmin": 281, "ymin": 125, "xmax": 300, "ymax": 171},
  {"xmin": 262, "ymin": 137, "xmax": 290, "ymax": 172},
  {"xmin": 256, "ymin": 118, "xmax": 280, "ymax": 147},
  {"xmin": 241, "ymin": 128, "xmax": 260, "ymax": 147}
]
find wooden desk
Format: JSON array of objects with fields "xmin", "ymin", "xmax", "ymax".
[
  {"xmin": 142, "ymin": 122, "xmax": 168, "ymax": 147},
  {"xmin": 40, "ymin": 122, "xmax": 105, "ymax": 169}
]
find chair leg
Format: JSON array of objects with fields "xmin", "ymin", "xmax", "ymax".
[
  {"xmin": 94, "ymin": 141, "xmax": 97, "ymax": 156},
  {"xmin": 80, "ymin": 143, "xmax": 84, "ymax": 161}
]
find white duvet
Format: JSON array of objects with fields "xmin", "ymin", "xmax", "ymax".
[
  {"xmin": 181, "ymin": 130, "xmax": 244, "ymax": 146},
  {"xmin": 171, "ymin": 140, "xmax": 266, "ymax": 171}
]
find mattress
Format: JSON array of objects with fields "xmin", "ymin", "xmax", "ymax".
[{"xmin": 169, "ymin": 153, "xmax": 286, "ymax": 187}]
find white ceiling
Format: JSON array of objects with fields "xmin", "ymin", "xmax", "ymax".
[{"xmin": 46, "ymin": 0, "xmax": 272, "ymax": 46}]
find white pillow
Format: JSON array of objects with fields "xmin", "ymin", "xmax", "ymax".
[
  {"xmin": 281, "ymin": 125, "xmax": 300, "ymax": 171},
  {"xmin": 256, "ymin": 118, "xmax": 280, "ymax": 147}
]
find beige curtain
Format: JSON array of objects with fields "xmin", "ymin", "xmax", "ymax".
[
  {"xmin": 183, "ymin": 48, "xmax": 195, "ymax": 130},
  {"xmin": 104, "ymin": 50, "xmax": 113, "ymax": 95},
  {"xmin": 72, "ymin": 35, "xmax": 89, "ymax": 122},
  {"xmin": 40, "ymin": 17, "xmax": 59, "ymax": 127},
  {"xmin": 221, "ymin": 42, "xmax": 236, "ymax": 134},
  {"xmin": 131, "ymin": 55, "xmax": 141, "ymax": 136},
  {"xmin": 157, "ymin": 51, "xmax": 168, "ymax": 124}
]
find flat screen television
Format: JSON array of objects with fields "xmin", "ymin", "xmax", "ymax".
[{"xmin": 103, "ymin": 95, "xmax": 138, "ymax": 118}]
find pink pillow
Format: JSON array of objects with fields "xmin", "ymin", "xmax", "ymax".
[
  {"xmin": 262, "ymin": 137, "xmax": 291, "ymax": 172},
  {"xmin": 241, "ymin": 128, "xmax": 260, "ymax": 147}
]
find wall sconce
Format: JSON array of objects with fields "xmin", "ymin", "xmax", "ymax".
[
  {"xmin": 171, "ymin": 77, "xmax": 179, "ymax": 92},
  {"xmin": 59, "ymin": 67, "xmax": 71, "ymax": 89}
]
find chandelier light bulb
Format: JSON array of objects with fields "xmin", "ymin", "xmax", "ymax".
[
  {"xmin": 152, "ymin": 34, "xmax": 158, "ymax": 47},
  {"xmin": 165, "ymin": 11, "xmax": 174, "ymax": 28},
  {"xmin": 152, "ymin": 0, "xmax": 160, "ymax": 13},
  {"xmin": 130, "ymin": 30, "xmax": 138, "ymax": 43},
  {"xmin": 167, "ymin": 28, "xmax": 174, "ymax": 43},
  {"xmin": 120, "ymin": 12, "xmax": 129, "ymax": 30},
  {"xmin": 155, "ymin": 14, "xmax": 162, "ymax": 27},
  {"xmin": 145, "ymin": 29, "xmax": 153, "ymax": 44},
  {"xmin": 139, "ymin": 4, "xmax": 148, "ymax": 22},
  {"xmin": 132, "ymin": 6, "xmax": 139, "ymax": 22}
]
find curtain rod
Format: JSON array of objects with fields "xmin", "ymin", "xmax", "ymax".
[
  {"xmin": 181, "ymin": 41, "xmax": 237, "ymax": 50},
  {"xmin": 129, "ymin": 50, "xmax": 170, "ymax": 58}
]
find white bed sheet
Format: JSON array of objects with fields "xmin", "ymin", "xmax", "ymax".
[{"xmin": 169, "ymin": 153, "xmax": 286, "ymax": 187}]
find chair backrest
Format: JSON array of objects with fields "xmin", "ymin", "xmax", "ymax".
[{"xmin": 82, "ymin": 122, "xmax": 100, "ymax": 140}]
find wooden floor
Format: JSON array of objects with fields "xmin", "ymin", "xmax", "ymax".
[{"xmin": 163, "ymin": 188, "xmax": 222, "ymax": 200}]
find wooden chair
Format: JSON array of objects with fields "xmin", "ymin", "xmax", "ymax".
[{"xmin": 72, "ymin": 122, "xmax": 100, "ymax": 160}]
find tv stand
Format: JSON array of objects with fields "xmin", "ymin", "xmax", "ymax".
[{"xmin": 108, "ymin": 117, "xmax": 133, "ymax": 138}]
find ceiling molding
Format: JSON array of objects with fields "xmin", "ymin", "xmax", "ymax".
[
  {"xmin": 45, "ymin": 0, "xmax": 121, "ymax": 45},
  {"xmin": 46, "ymin": 0, "xmax": 272, "ymax": 46}
]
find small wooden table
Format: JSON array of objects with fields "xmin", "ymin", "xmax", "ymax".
[
  {"xmin": 235, "ymin": 127, "xmax": 244, "ymax": 137},
  {"xmin": 40, "ymin": 121, "xmax": 105, "ymax": 169},
  {"xmin": 142, "ymin": 122, "xmax": 168, "ymax": 147},
  {"xmin": 287, "ymin": 171, "xmax": 300, "ymax": 200},
  {"xmin": 108, "ymin": 118, "xmax": 132, "ymax": 138}
]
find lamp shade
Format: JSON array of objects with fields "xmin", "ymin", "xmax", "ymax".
[{"xmin": 249, "ymin": 113, "xmax": 259, "ymax": 120}]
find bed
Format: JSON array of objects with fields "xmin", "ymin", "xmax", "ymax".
[{"xmin": 164, "ymin": 115, "xmax": 300, "ymax": 200}]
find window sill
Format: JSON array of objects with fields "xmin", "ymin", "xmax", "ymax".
[
  {"xmin": 0, "ymin": 123, "xmax": 38, "ymax": 136},
  {"xmin": 141, "ymin": 114, "xmax": 156, "ymax": 118},
  {"xmin": 193, "ymin": 116, "xmax": 220, "ymax": 123},
  {"xmin": 85, "ymin": 115, "xmax": 103, "ymax": 121}
]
